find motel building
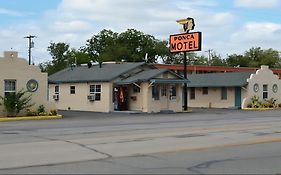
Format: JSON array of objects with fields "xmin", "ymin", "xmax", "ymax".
[
  {"xmin": 186, "ymin": 65, "xmax": 281, "ymax": 109},
  {"xmin": 48, "ymin": 62, "xmax": 189, "ymax": 113},
  {"xmin": 0, "ymin": 51, "xmax": 56, "ymax": 116}
]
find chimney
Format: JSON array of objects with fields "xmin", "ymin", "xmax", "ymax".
[{"xmin": 4, "ymin": 51, "xmax": 18, "ymax": 59}]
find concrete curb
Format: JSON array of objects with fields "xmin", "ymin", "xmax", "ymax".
[{"xmin": 0, "ymin": 115, "xmax": 63, "ymax": 122}]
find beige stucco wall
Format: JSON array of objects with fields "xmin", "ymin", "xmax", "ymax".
[
  {"xmin": 0, "ymin": 51, "xmax": 56, "ymax": 116},
  {"xmin": 144, "ymin": 83, "xmax": 182, "ymax": 113},
  {"xmin": 188, "ymin": 87, "xmax": 235, "ymax": 108},
  {"xmin": 127, "ymin": 84, "xmax": 143, "ymax": 111},
  {"xmin": 49, "ymin": 70, "xmax": 184, "ymax": 113},
  {"xmin": 49, "ymin": 82, "xmax": 113, "ymax": 112},
  {"xmin": 242, "ymin": 65, "xmax": 281, "ymax": 108}
]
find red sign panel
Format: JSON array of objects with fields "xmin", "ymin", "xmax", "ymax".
[{"xmin": 170, "ymin": 32, "xmax": 202, "ymax": 53}]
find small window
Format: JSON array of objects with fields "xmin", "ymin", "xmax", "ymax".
[
  {"xmin": 152, "ymin": 85, "xmax": 160, "ymax": 100},
  {"xmin": 70, "ymin": 86, "xmax": 75, "ymax": 94},
  {"xmin": 161, "ymin": 85, "xmax": 167, "ymax": 96},
  {"xmin": 202, "ymin": 87, "xmax": 208, "ymax": 95},
  {"xmin": 89, "ymin": 84, "xmax": 101, "ymax": 101},
  {"xmin": 55, "ymin": 85, "xmax": 59, "ymax": 94},
  {"xmin": 263, "ymin": 84, "xmax": 268, "ymax": 99},
  {"xmin": 221, "ymin": 87, "xmax": 227, "ymax": 100},
  {"xmin": 190, "ymin": 87, "xmax": 195, "ymax": 100},
  {"xmin": 170, "ymin": 84, "xmax": 177, "ymax": 100},
  {"xmin": 4, "ymin": 80, "xmax": 16, "ymax": 96}
]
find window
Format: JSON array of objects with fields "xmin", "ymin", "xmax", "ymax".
[
  {"xmin": 202, "ymin": 87, "xmax": 208, "ymax": 95},
  {"xmin": 190, "ymin": 87, "xmax": 195, "ymax": 100},
  {"xmin": 4, "ymin": 80, "xmax": 16, "ymax": 96},
  {"xmin": 161, "ymin": 85, "xmax": 167, "ymax": 96},
  {"xmin": 152, "ymin": 85, "xmax": 160, "ymax": 100},
  {"xmin": 70, "ymin": 86, "xmax": 75, "ymax": 94},
  {"xmin": 89, "ymin": 84, "xmax": 101, "ymax": 101},
  {"xmin": 170, "ymin": 84, "xmax": 177, "ymax": 100},
  {"xmin": 133, "ymin": 84, "xmax": 140, "ymax": 93},
  {"xmin": 221, "ymin": 87, "xmax": 227, "ymax": 100},
  {"xmin": 55, "ymin": 85, "xmax": 59, "ymax": 94},
  {"xmin": 263, "ymin": 84, "xmax": 268, "ymax": 99}
]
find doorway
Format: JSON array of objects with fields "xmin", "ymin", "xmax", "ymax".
[{"xmin": 113, "ymin": 86, "xmax": 128, "ymax": 111}]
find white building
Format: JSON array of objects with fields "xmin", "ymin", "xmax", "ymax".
[
  {"xmin": 0, "ymin": 51, "xmax": 56, "ymax": 116},
  {"xmin": 187, "ymin": 65, "xmax": 281, "ymax": 109},
  {"xmin": 48, "ymin": 62, "xmax": 188, "ymax": 113}
]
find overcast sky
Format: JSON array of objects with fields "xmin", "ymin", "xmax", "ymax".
[{"xmin": 0, "ymin": 0, "xmax": 281, "ymax": 64}]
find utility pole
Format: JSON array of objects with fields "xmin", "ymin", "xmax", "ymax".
[
  {"xmin": 24, "ymin": 35, "xmax": 36, "ymax": 65},
  {"xmin": 206, "ymin": 49, "xmax": 213, "ymax": 65}
]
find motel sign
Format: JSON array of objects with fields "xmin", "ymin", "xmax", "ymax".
[{"xmin": 170, "ymin": 32, "xmax": 202, "ymax": 53}]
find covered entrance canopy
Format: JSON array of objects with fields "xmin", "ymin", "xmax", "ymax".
[
  {"xmin": 115, "ymin": 69, "xmax": 189, "ymax": 86},
  {"xmin": 113, "ymin": 69, "xmax": 189, "ymax": 112}
]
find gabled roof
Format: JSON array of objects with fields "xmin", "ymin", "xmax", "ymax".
[
  {"xmin": 48, "ymin": 62, "xmax": 146, "ymax": 83},
  {"xmin": 187, "ymin": 72, "xmax": 254, "ymax": 87},
  {"xmin": 116, "ymin": 69, "xmax": 189, "ymax": 85}
]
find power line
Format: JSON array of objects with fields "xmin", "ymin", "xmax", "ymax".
[{"xmin": 24, "ymin": 35, "xmax": 36, "ymax": 65}]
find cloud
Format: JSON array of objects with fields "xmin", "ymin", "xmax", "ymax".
[
  {"xmin": 229, "ymin": 22, "xmax": 281, "ymax": 55},
  {"xmin": 0, "ymin": 8, "xmax": 33, "ymax": 17},
  {"xmin": 231, "ymin": 22, "xmax": 281, "ymax": 42},
  {"xmin": 234, "ymin": 0, "xmax": 280, "ymax": 8},
  {"xmin": 2, "ymin": 0, "xmax": 280, "ymax": 65},
  {"xmin": 50, "ymin": 20, "xmax": 93, "ymax": 33}
]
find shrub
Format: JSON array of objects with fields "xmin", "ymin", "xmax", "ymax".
[
  {"xmin": 248, "ymin": 96, "xmax": 278, "ymax": 109},
  {"xmin": 39, "ymin": 112, "xmax": 49, "ymax": 116},
  {"xmin": 37, "ymin": 105, "xmax": 45, "ymax": 114},
  {"xmin": 26, "ymin": 109, "xmax": 38, "ymax": 116},
  {"xmin": 250, "ymin": 96, "xmax": 262, "ymax": 108},
  {"xmin": 0, "ymin": 89, "xmax": 34, "ymax": 117},
  {"xmin": 50, "ymin": 109, "xmax": 58, "ymax": 116}
]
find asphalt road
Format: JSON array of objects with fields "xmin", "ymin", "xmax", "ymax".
[{"xmin": 0, "ymin": 108, "xmax": 280, "ymax": 174}]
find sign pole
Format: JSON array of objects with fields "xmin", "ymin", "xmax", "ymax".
[
  {"xmin": 170, "ymin": 17, "xmax": 202, "ymax": 112},
  {"xmin": 183, "ymin": 51, "xmax": 188, "ymax": 111}
]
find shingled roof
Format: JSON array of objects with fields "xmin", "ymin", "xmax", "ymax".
[
  {"xmin": 187, "ymin": 72, "xmax": 254, "ymax": 87},
  {"xmin": 117, "ymin": 69, "xmax": 189, "ymax": 85},
  {"xmin": 48, "ymin": 62, "xmax": 146, "ymax": 83}
]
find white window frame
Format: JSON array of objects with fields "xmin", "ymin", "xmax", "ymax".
[
  {"xmin": 89, "ymin": 84, "xmax": 101, "ymax": 101},
  {"xmin": 4, "ymin": 80, "xmax": 16, "ymax": 96},
  {"xmin": 55, "ymin": 85, "xmax": 59, "ymax": 94},
  {"xmin": 263, "ymin": 84, "xmax": 268, "ymax": 99},
  {"xmin": 70, "ymin": 85, "xmax": 75, "ymax": 94}
]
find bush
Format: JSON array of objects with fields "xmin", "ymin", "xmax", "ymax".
[
  {"xmin": 37, "ymin": 105, "xmax": 45, "ymax": 114},
  {"xmin": 248, "ymin": 96, "xmax": 278, "ymax": 109},
  {"xmin": 26, "ymin": 109, "xmax": 38, "ymax": 116},
  {"xmin": 50, "ymin": 109, "xmax": 58, "ymax": 116},
  {"xmin": 0, "ymin": 90, "xmax": 34, "ymax": 117}
]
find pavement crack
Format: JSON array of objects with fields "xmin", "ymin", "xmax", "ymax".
[
  {"xmin": 31, "ymin": 135, "xmax": 112, "ymax": 158},
  {"xmin": 63, "ymin": 140, "xmax": 113, "ymax": 158},
  {"xmin": 186, "ymin": 158, "xmax": 236, "ymax": 174}
]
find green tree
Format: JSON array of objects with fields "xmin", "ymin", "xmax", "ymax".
[
  {"xmin": 0, "ymin": 90, "xmax": 34, "ymax": 117},
  {"xmin": 226, "ymin": 54, "xmax": 249, "ymax": 67},
  {"xmin": 209, "ymin": 52, "xmax": 227, "ymax": 66},
  {"xmin": 85, "ymin": 28, "xmax": 170, "ymax": 64},
  {"xmin": 85, "ymin": 29, "xmax": 119, "ymax": 64},
  {"xmin": 192, "ymin": 55, "xmax": 208, "ymax": 65},
  {"xmin": 225, "ymin": 47, "xmax": 281, "ymax": 68}
]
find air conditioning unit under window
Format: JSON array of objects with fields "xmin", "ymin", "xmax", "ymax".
[
  {"xmin": 53, "ymin": 94, "xmax": 59, "ymax": 100},
  {"xmin": 87, "ymin": 94, "xmax": 95, "ymax": 101}
]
